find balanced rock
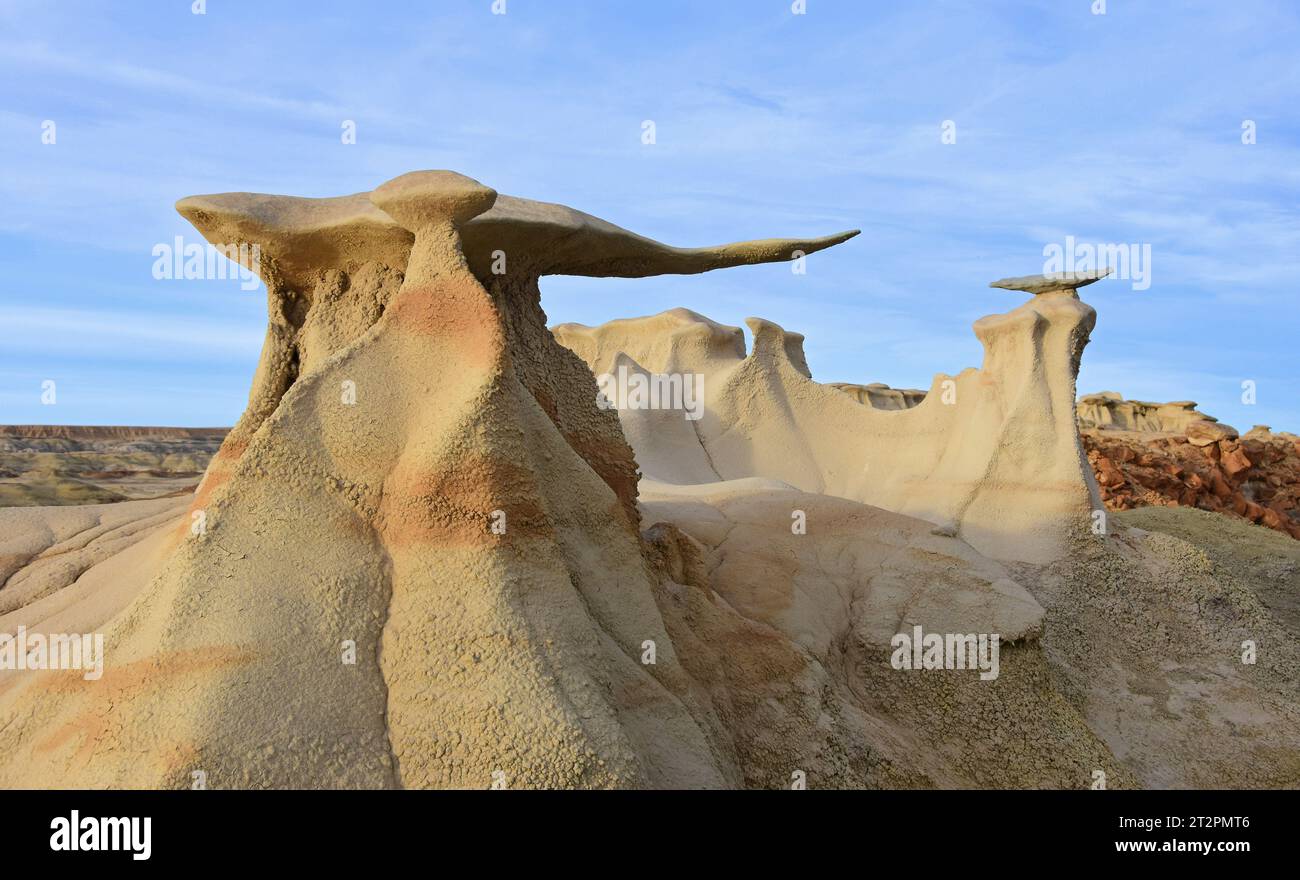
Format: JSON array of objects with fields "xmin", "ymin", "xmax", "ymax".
[
  {"xmin": 1186, "ymin": 419, "xmax": 1239, "ymax": 446},
  {"xmin": 988, "ymin": 267, "xmax": 1111, "ymax": 295}
]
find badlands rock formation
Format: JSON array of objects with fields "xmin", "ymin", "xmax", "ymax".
[
  {"xmin": 1079, "ymin": 397, "xmax": 1300, "ymax": 540},
  {"xmin": 2, "ymin": 173, "xmax": 1298, "ymax": 789},
  {"xmin": 1077, "ymin": 391, "xmax": 1217, "ymax": 434},
  {"xmin": 2, "ymin": 170, "xmax": 924, "ymax": 789},
  {"xmin": 553, "ymin": 271, "xmax": 1300, "ymax": 788},
  {"xmin": 556, "ymin": 269, "xmax": 1108, "ymax": 564},
  {"xmin": 825, "ymin": 382, "xmax": 927, "ymax": 410},
  {"xmin": 817, "ymin": 379, "xmax": 1300, "ymax": 542}
]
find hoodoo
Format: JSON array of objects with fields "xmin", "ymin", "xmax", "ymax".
[
  {"xmin": 0, "ymin": 172, "xmax": 871, "ymax": 789},
  {"xmin": 556, "ymin": 270, "xmax": 1105, "ymax": 563},
  {"xmin": 3, "ymin": 173, "xmax": 1298, "ymax": 790}
]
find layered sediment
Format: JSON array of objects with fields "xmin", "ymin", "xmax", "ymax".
[{"xmin": 0, "ymin": 426, "xmax": 225, "ymax": 507}]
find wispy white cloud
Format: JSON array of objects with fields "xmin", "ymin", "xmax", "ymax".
[{"xmin": 0, "ymin": 305, "xmax": 262, "ymax": 360}]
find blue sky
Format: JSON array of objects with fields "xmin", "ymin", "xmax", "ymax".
[{"xmin": 2, "ymin": 0, "xmax": 1298, "ymax": 430}]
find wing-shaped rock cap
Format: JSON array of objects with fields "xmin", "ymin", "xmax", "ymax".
[
  {"xmin": 175, "ymin": 191, "xmax": 415, "ymax": 287},
  {"xmin": 989, "ymin": 267, "xmax": 1112, "ymax": 295},
  {"xmin": 178, "ymin": 170, "xmax": 859, "ymax": 286},
  {"xmin": 461, "ymin": 193, "xmax": 859, "ymax": 278}
]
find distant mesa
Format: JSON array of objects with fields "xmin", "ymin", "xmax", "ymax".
[
  {"xmin": 0, "ymin": 425, "xmax": 226, "ymax": 507},
  {"xmin": 0, "ymin": 425, "xmax": 226, "ymax": 443}
]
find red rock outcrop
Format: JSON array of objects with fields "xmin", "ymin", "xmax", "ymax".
[{"xmin": 1083, "ymin": 423, "xmax": 1300, "ymax": 539}]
